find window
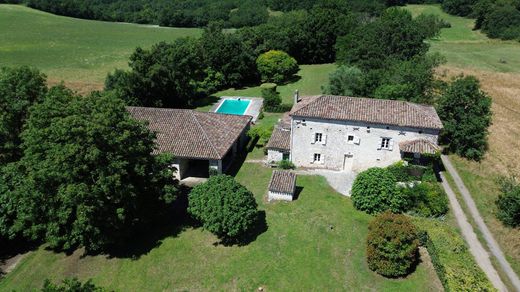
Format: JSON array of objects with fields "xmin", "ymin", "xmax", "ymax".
[
  {"xmin": 283, "ymin": 153, "xmax": 290, "ymax": 160},
  {"xmin": 347, "ymin": 135, "xmax": 354, "ymax": 142},
  {"xmin": 313, "ymin": 153, "xmax": 321, "ymax": 162},
  {"xmin": 380, "ymin": 137, "xmax": 391, "ymax": 149},
  {"xmin": 315, "ymin": 133, "xmax": 323, "ymax": 143}
]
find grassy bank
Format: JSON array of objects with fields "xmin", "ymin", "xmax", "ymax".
[{"xmin": 0, "ymin": 4, "xmax": 201, "ymax": 94}]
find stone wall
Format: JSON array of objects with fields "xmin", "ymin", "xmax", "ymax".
[
  {"xmin": 268, "ymin": 191, "xmax": 293, "ymax": 201},
  {"xmin": 290, "ymin": 117, "xmax": 439, "ymax": 172}
]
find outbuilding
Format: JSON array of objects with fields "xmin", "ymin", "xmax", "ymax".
[
  {"xmin": 127, "ymin": 106, "xmax": 251, "ymax": 180},
  {"xmin": 268, "ymin": 170, "xmax": 297, "ymax": 201}
]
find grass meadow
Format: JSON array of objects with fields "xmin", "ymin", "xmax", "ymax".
[
  {"xmin": 0, "ymin": 4, "xmax": 201, "ymax": 94},
  {"xmin": 407, "ymin": 4, "xmax": 520, "ymax": 278}
]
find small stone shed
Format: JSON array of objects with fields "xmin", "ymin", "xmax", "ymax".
[{"xmin": 268, "ymin": 170, "xmax": 297, "ymax": 201}]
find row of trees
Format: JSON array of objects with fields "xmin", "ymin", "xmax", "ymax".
[
  {"xmin": 22, "ymin": 0, "xmax": 398, "ymax": 28},
  {"xmin": 442, "ymin": 0, "xmax": 520, "ymax": 40},
  {"xmin": 0, "ymin": 67, "xmax": 179, "ymax": 252},
  {"xmin": 25, "ymin": 0, "xmax": 269, "ymax": 28}
]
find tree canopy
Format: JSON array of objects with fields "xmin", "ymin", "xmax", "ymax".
[
  {"xmin": 256, "ymin": 50, "xmax": 299, "ymax": 84},
  {"xmin": 437, "ymin": 75, "xmax": 492, "ymax": 160},
  {"xmin": 0, "ymin": 66, "xmax": 47, "ymax": 164},
  {"xmin": 351, "ymin": 167, "xmax": 409, "ymax": 214},
  {"xmin": 0, "ymin": 87, "xmax": 178, "ymax": 252},
  {"xmin": 188, "ymin": 175, "xmax": 259, "ymax": 241},
  {"xmin": 367, "ymin": 211, "xmax": 420, "ymax": 277}
]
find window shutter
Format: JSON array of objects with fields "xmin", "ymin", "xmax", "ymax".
[
  {"xmin": 377, "ymin": 138, "xmax": 382, "ymax": 150},
  {"xmin": 354, "ymin": 136, "xmax": 360, "ymax": 145},
  {"xmin": 322, "ymin": 134, "xmax": 327, "ymax": 145},
  {"xmin": 310, "ymin": 154, "xmax": 315, "ymax": 163},
  {"xmin": 389, "ymin": 139, "xmax": 394, "ymax": 151},
  {"xmin": 311, "ymin": 133, "xmax": 315, "ymax": 144}
]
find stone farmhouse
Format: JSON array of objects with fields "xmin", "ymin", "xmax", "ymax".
[
  {"xmin": 267, "ymin": 94, "xmax": 443, "ymax": 172},
  {"xmin": 127, "ymin": 107, "xmax": 251, "ymax": 180}
]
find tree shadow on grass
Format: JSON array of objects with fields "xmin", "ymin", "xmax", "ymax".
[
  {"xmin": 191, "ymin": 95, "xmax": 220, "ymax": 110},
  {"xmin": 101, "ymin": 185, "xmax": 196, "ymax": 259},
  {"xmin": 0, "ymin": 238, "xmax": 39, "ymax": 277},
  {"xmin": 217, "ymin": 210, "xmax": 268, "ymax": 247}
]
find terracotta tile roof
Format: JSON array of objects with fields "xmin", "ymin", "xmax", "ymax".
[
  {"xmin": 399, "ymin": 139, "xmax": 440, "ymax": 154},
  {"xmin": 290, "ymin": 95, "xmax": 443, "ymax": 130},
  {"xmin": 127, "ymin": 107, "xmax": 251, "ymax": 160},
  {"xmin": 266, "ymin": 127, "xmax": 291, "ymax": 151},
  {"xmin": 268, "ymin": 171, "xmax": 296, "ymax": 194}
]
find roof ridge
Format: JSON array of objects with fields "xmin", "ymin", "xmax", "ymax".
[
  {"xmin": 291, "ymin": 94, "xmax": 324, "ymax": 115},
  {"xmin": 191, "ymin": 110, "xmax": 220, "ymax": 159}
]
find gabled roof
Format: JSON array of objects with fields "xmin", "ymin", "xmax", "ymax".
[
  {"xmin": 266, "ymin": 127, "xmax": 291, "ymax": 151},
  {"xmin": 290, "ymin": 95, "xmax": 443, "ymax": 130},
  {"xmin": 268, "ymin": 171, "xmax": 296, "ymax": 194},
  {"xmin": 399, "ymin": 139, "xmax": 440, "ymax": 154},
  {"xmin": 127, "ymin": 107, "xmax": 251, "ymax": 160},
  {"xmin": 266, "ymin": 112, "xmax": 291, "ymax": 151}
]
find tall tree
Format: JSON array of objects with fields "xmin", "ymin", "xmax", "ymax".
[
  {"xmin": 0, "ymin": 66, "xmax": 47, "ymax": 164},
  {"xmin": 437, "ymin": 76, "xmax": 492, "ymax": 160},
  {"xmin": 106, "ymin": 38, "xmax": 206, "ymax": 108},
  {"xmin": 336, "ymin": 7, "xmax": 429, "ymax": 70},
  {"xmin": 0, "ymin": 87, "xmax": 178, "ymax": 252}
]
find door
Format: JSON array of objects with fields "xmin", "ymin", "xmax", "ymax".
[{"xmin": 343, "ymin": 154, "xmax": 354, "ymax": 172}]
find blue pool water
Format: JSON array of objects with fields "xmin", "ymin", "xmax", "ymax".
[{"xmin": 215, "ymin": 99, "xmax": 251, "ymax": 115}]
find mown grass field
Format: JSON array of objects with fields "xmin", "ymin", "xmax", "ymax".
[
  {"xmin": 0, "ymin": 4, "xmax": 201, "ymax": 94},
  {"xmin": 407, "ymin": 4, "xmax": 520, "ymax": 277},
  {"xmin": 407, "ymin": 5, "xmax": 520, "ymax": 73},
  {"xmin": 0, "ymin": 163, "xmax": 442, "ymax": 291}
]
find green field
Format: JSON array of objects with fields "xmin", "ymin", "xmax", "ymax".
[
  {"xmin": 0, "ymin": 4, "xmax": 201, "ymax": 92},
  {"xmin": 407, "ymin": 5, "xmax": 520, "ymax": 73},
  {"xmin": 0, "ymin": 163, "xmax": 442, "ymax": 291}
]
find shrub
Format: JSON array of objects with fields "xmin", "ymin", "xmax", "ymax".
[
  {"xmin": 496, "ymin": 176, "xmax": 520, "ymax": 227},
  {"xmin": 188, "ymin": 175, "xmax": 259, "ymax": 240},
  {"xmin": 387, "ymin": 161, "xmax": 416, "ymax": 182},
  {"xmin": 278, "ymin": 159, "xmax": 295, "ymax": 169},
  {"xmin": 351, "ymin": 168, "xmax": 408, "ymax": 214},
  {"xmin": 256, "ymin": 50, "xmax": 299, "ymax": 84},
  {"xmin": 247, "ymin": 126, "xmax": 273, "ymax": 146},
  {"xmin": 403, "ymin": 183, "xmax": 449, "ymax": 218},
  {"xmin": 42, "ymin": 277, "xmax": 105, "ymax": 292},
  {"xmin": 416, "ymin": 218, "xmax": 495, "ymax": 291},
  {"xmin": 261, "ymin": 88, "xmax": 282, "ymax": 112},
  {"xmin": 367, "ymin": 212, "xmax": 419, "ymax": 277}
]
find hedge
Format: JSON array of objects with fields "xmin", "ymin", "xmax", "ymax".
[{"xmin": 414, "ymin": 218, "xmax": 494, "ymax": 291}]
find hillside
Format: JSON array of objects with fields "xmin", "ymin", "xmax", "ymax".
[{"xmin": 0, "ymin": 4, "xmax": 201, "ymax": 94}]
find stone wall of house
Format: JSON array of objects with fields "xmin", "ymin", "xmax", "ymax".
[
  {"xmin": 290, "ymin": 117, "xmax": 439, "ymax": 172},
  {"xmin": 268, "ymin": 149, "xmax": 284, "ymax": 163},
  {"xmin": 268, "ymin": 190, "xmax": 293, "ymax": 201}
]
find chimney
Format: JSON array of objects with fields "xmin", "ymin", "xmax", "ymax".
[{"xmin": 294, "ymin": 89, "xmax": 300, "ymax": 104}]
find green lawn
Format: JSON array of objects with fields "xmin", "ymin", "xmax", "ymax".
[
  {"xmin": 0, "ymin": 4, "xmax": 201, "ymax": 92},
  {"xmin": 216, "ymin": 64, "xmax": 336, "ymax": 105},
  {"xmin": 0, "ymin": 163, "xmax": 441, "ymax": 291},
  {"xmin": 406, "ymin": 4, "xmax": 520, "ymax": 73}
]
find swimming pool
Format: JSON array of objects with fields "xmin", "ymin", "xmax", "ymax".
[{"xmin": 215, "ymin": 98, "xmax": 251, "ymax": 115}]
